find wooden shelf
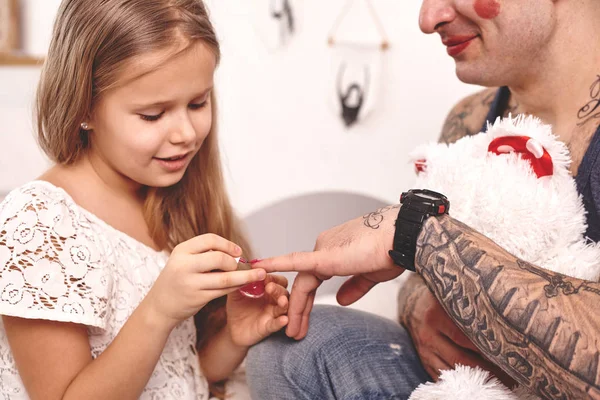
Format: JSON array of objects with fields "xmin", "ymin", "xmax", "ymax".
[{"xmin": 0, "ymin": 53, "xmax": 44, "ymax": 66}]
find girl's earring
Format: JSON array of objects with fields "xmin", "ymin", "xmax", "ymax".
[{"xmin": 81, "ymin": 122, "xmax": 89, "ymax": 130}]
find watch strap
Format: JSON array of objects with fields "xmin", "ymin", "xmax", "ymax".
[{"xmin": 389, "ymin": 190, "xmax": 449, "ymax": 271}]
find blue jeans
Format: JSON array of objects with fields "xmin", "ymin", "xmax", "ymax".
[{"xmin": 246, "ymin": 305, "xmax": 431, "ymax": 400}]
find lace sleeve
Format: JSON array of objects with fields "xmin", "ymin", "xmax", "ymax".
[{"xmin": 0, "ymin": 186, "xmax": 113, "ymax": 329}]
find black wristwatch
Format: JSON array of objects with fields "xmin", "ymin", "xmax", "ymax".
[{"xmin": 388, "ymin": 189, "xmax": 449, "ymax": 271}]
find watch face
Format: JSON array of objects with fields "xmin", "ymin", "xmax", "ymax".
[{"xmin": 416, "ymin": 192, "xmax": 440, "ymax": 201}]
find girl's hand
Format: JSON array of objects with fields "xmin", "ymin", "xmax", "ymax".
[
  {"xmin": 143, "ymin": 234, "xmax": 266, "ymax": 331},
  {"xmin": 226, "ymin": 274, "xmax": 290, "ymax": 347}
]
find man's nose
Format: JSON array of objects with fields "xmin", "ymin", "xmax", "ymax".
[{"xmin": 419, "ymin": 0, "xmax": 457, "ymax": 34}]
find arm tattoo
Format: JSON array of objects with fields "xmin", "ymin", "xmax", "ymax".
[
  {"xmin": 577, "ymin": 75, "xmax": 600, "ymax": 127},
  {"xmin": 363, "ymin": 204, "xmax": 400, "ymax": 229},
  {"xmin": 415, "ymin": 215, "xmax": 600, "ymax": 400},
  {"xmin": 439, "ymin": 108, "xmax": 476, "ymax": 145},
  {"xmin": 439, "ymin": 91, "xmax": 495, "ymax": 144}
]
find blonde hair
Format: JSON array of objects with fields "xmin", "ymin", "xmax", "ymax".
[{"xmin": 36, "ymin": 1, "xmax": 250, "ymax": 395}]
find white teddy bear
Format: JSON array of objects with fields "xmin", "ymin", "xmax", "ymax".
[{"xmin": 405, "ymin": 115, "xmax": 600, "ymax": 400}]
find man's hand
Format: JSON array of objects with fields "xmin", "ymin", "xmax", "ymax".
[
  {"xmin": 285, "ymin": 272, "xmax": 322, "ymax": 340},
  {"xmin": 255, "ymin": 205, "xmax": 406, "ymax": 339}
]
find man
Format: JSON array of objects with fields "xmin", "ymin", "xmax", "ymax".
[{"xmin": 246, "ymin": 0, "xmax": 600, "ymax": 399}]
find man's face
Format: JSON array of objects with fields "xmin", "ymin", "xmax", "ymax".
[{"xmin": 419, "ymin": 0, "xmax": 555, "ymax": 87}]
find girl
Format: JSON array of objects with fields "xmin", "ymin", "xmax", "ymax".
[{"xmin": 0, "ymin": 0, "xmax": 289, "ymax": 399}]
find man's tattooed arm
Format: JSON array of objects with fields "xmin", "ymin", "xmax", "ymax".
[
  {"xmin": 396, "ymin": 89, "xmax": 501, "ymax": 328},
  {"xmin": 439, "ymin": 89, "xmax": 496, "ymax": 144},
  {"xmin": 416, "ymin": 215, "xmax": 600, "ymax": 400},
  {"xmin": 439, "ymin": 100, "xmax": 478, "ymax": 144}
]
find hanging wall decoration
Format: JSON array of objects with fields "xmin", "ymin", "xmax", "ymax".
[
  {"xmin": 251, "ymin": 0, "xmax": 300, "ymax": 52},
  {"xmin": 337, "ymin": 63, "xmax": 370, "ymax": 127},
  {"xmin": 327, "ymin": 0, "xmax": 390, "ymax": 129},
  {"xmin": 270, "ymin": 0, "xmax": 295, "ymax": 45}
]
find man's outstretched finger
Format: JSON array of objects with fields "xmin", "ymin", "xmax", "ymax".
[{"xmin": 253, "ymin": 251, "xmax": 323, "ymax": 273}]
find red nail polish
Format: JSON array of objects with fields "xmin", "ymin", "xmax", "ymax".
[
  {"xmin": 239, "ymin": 280, "xmax": 265, "ymax": 298},
  {"xmin": 238, "ymin": 258, "xmax": 261, "ymax": 264}
]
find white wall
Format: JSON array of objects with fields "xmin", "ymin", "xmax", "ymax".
[
  {"xmin": 0, "ymin": 0, "xmax": 61, "ymax": 196},
  {"xmin": 0, "ymin": 0, "xmax": 480, "ymax": 215}
]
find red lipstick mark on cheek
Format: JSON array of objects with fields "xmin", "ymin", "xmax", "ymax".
[{"xmin": 474, "ymin": 0, "xmax": 501, "ymax": 19}]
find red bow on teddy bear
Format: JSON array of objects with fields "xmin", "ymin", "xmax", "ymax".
[{"xmin": 414, "ymin": 135, "xmax": 554, "ymax": 179}]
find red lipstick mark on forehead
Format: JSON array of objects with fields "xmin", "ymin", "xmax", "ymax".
[{"xmin": 474, "ymin": 0, "xmax": 501, "ymax": 19}]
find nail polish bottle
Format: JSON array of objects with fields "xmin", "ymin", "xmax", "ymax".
[{"xmin": 236, "ymin": 257, "xmax": 265, "ymax": 298}]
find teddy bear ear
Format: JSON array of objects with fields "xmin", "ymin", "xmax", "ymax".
[{"xmin": 488, "ymin": 135, "xmax": 554, "ymax": 178}]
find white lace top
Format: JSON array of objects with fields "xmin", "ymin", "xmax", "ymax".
[{"xmin": 0, "ymin": 181, "xmax": 209, "ymax": 399}]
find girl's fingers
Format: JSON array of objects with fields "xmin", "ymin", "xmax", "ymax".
[
  {"xmin": 265, "ymin": 282, "xmax": 290, "ymax": 317},
  {"xmin": 205, "ymin": 285, "xmax": 247, "ymax": 300},
  {"xmin": 266, "ymin": 274, "xmax": 289, "ymax": 289},
  {"xmin": 266, "ymin": 282, "xmax": 289, "ymax": 301},
  {"xmin": 277, "ymin": 295, "xmax": 288, "ymax": 309},
  {"xmin": 193, "ymin": 251, "xmax": 239, "ymax": 273},
  {"xmin": 195, "ymin": 269, "xmax": 266, "ymax": 290},
  {"xmin": 176, "ymin": 233, "xmax": 241, "ymax": 256},
  {"xmin": 273, "ymin": 296, "xmax": 289, "ymax": 318},
  {"xmin": 266, "ymin": 315, "xmax": 289, "ymax": 334}
]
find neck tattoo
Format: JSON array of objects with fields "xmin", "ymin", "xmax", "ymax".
[{"xmin": 577, "ymin": 75, "xmax": 600, "ymax": 127}]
